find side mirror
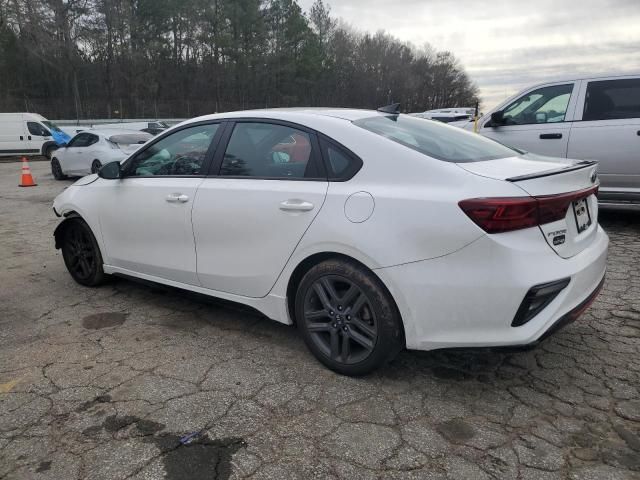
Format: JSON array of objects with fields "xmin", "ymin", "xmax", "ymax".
[
  {"xmin": 490, "ymin": 110, "xmax": 505, "ymax": 126},
  {"xmin": 98, "ymin": 161, "xmax": 121, "ymax": 179}
]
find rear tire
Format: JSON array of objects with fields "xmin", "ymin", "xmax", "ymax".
[
  {"xmin": 60, "ymin": 219, "xmax": 106, "ymax": 287},
  {"xmin": 51, "ymin": 158, "xmax": 67, "ymax": 180},
  {"xmin": 91, "ymin": 160, "xmax": 102, "ymax": 174},
  {"xmin": 295, "ymin": 259, "xmax": 404, "ymax": 376}
]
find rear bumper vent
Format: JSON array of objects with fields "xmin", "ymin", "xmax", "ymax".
[{"xmin": 512, "ymin": 278, "xmax": 570, "ymax": 327}]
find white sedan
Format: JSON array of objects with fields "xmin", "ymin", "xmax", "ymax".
[
  {"xmin": 51, "ymin": 129, "xmax": 152, "ymax": 179},
  {"xmin": 52, "ymin": 107, "xmax": 608, "ymax": 375}
]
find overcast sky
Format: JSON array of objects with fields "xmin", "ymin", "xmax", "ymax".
[{"xmin": 299, "ymin": 0, "xmax": 640, "ymax": 109}]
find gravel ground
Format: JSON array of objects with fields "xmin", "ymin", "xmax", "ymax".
[{"xmin": 0, "ymin": 161, "xmax": 639, "ymax": 480}]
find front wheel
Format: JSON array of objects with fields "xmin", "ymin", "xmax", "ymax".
[
  {"xmin": 60, "ymin": 219, "xmax": 106, "ymax": 287},
  {"xmin": 295, "ymin": 259, "xmax": 404, "ymax": 376},
  {"xmin": 91, "ymin": 160, "xmax": 102, "ymax": 174},
  {"xmin": 44, "ymin": 145, "xmax": 57, "ymax": 160},
  {"xmin": 51, "ymin": 158, "xmax": 67, "ymax": 180}
]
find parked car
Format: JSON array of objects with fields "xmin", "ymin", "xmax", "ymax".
[
  {"xmin": 411, "ymin": 108, "xmax": 476, "ymax": 123},
  {"xmin": 51, "ymin": 129, "xmax": 152, "ymax": 179},
  {"xmin": 0, "ymin": 112, "xmax": 69, "ymax": 158},
  {"xmin": 466, "ymin": 74, "xmax": 640, "ymax": 209},
  {"xmin": 95, "ymin": 120, "xmax": 170, "ymax": 133},
  {"xmin": 52, "ymin": 108, "xmax": 607, "ymax": 375}
]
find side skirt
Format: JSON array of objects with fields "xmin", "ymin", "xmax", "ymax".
[{"xmin": 103, "ymin": 265, "xmax": 291, "ymax": 325}]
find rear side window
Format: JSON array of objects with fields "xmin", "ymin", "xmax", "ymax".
[
  {"xmin": 320, "ymin": 138, "xmax": 363, "ymax": 180},
  {"xmin": 220, "ymin": 122, "xmax": 319, "ymax": 179},
  {"xmin": 354, "ymin": 115, "xmax": 517, "ymax": 163},
  {"xmin": 583, "ymin": 79, "xmax": 640, "ymax": 121}
]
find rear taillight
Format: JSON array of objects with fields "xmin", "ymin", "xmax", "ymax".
[{"xmin": 459, "ymin": 185, "xmax": 598, "ymax": 234}]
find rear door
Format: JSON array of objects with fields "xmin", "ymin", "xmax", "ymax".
[
  {"xmin": 567, "ymin": 77, "xmax": 640, "ymax": 201},
  {"xmin": 480, "ymin": 82, "xmax": 579, "ymax": 157},
  {"xmin": 192, "ymin": 120, "xmax": 328, "ymax": 298}
]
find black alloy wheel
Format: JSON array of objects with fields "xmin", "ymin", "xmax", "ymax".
[
  {"xmin": 295, "ymin": 259, "xmax": 404, "ymax": 376},
  {"xmin": 61, "ymin": 219, "xmax": 105, "ymax": 286},
  {"xmin": 91, "ymin": 160, "xmax": 102, "ymax": 174},
  {"xmin": 303, "ymin": 275, "xmax": 378, "ymax": 365},
  {"xmin": 51, "ymin": 158, "xmax": 67, "ymax": 180}
]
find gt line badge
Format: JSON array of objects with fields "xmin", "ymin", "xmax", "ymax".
[{"xmin": 548, "ymin": 229, "xmax": 567, "ymax": 246}]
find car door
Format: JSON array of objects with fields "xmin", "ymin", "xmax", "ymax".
[
  {"xmin": 62, "ymin": 133, "xmax": 93, "ymax": 174},
  {"xmin": 75, "ymin": 133, "xmax": 101, "ymax": 174},
  {"xmin": 98, "ymin": 122, "xmax": 223, "ymax": 285},
  {"xmin": 192, "ymin": 120, "xmax": 328, "ymax": 298},
  {"xmin": 567, "ymin": 77, "xmax": 640, "ymax": 199},
  {"xmin": 25, "ymin": 121, "xmax": 53, "ymax": 153},
  {"xmin": 480, "ymin": 82, "xmax": 579, "ymax": 157}
]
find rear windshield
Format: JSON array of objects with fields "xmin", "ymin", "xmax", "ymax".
[{"xmin": 353, "ymin": 115, "xmax": 517, "ymax": 163}]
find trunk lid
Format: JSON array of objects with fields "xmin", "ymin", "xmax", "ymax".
[{"xmin": 459, "ymin": 154, "xmax": 600, "ymax": 259}]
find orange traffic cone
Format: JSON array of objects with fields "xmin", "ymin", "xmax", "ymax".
[{"xmin": 19, "ymin": 157, "xmax": 37, "ymax": 187}]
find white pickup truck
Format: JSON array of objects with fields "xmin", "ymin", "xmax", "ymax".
[{"xmin": 465, "ymin": 74, "xmax": 640, "ymax": 209}]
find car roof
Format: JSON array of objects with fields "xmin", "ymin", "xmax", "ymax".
[
  {"xmin": 526, "ymin": 72, "xmax": 640, "ymax": 86},
  {"xmin": 187, "ymin": 108, "xmax": 387, "ymax": 125}
]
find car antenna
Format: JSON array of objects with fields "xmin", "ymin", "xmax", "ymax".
[{"xmin": 377, "ymin": 103, "xmax": 401, "ymax": 115}]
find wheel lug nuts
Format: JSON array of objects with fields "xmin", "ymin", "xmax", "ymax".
[
  {"xmin": 330, "ymin": 311, "xmax": 334, "ymax": 316},
  {"xmin": 338, "ymin": 306, "xmax": 343, "ymax": 310},
  {"xmin": 346, "ymin": 315, "xmax": 351, "ymax": 320},
  {"xmin": 343, "ymin": 326, "xmax": 348, "ymax": 331},
  {"xmin": 332, "ymin": 323, "xmax": 337, "ymax": 328}
]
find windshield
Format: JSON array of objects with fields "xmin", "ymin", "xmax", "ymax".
[
  {"xmin": 42, "ymin": 121, "xmax": 64, "ymax": 133},
  {"xmin": 353, "ymin": 115, "xmax": 517, "ymax": 163}
]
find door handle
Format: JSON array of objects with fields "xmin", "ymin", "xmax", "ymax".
[
  {"xmin": 166, "ymin": 193, "xmax": 189, "ymax": 203},
  {"xmin": 540, "ymin": 133, "xmax": 562, "ymax": 139},
  {"xmin": 637, "ymin": 130, "xmax": 640, "ymax": 136},
  {"xmin": 19, "ymin": 136, "xmax": 23, "ymax": 141},
  {"xmin": 279, "ymin": 199, "xmax": 314, "ymax": 212},
  {"xmin": 28, "ymin": 135, "xmax": 32, "ymax": 140}
]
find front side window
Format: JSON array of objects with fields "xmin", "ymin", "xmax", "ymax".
[
  {"xmin": 354, "ymin": 114, "xmax": 517, "ymax": 163},
  {"xmin": 220, "ymin": 123, "xmax": 315, "ymax": 179},
  {"xmin": 584, "ymin": 79, "xmax": 640, "ymax": 121},
  {"xmin": 126, "ymin": 123, "xmax": 219, "ymax": 176},
  {"xmin": 500, "ymin": 84, "xmax": 574, "ymax": 125},
  {"xmin": 27, "ymin": 122, "xmax": 50, "ymax": 136}
]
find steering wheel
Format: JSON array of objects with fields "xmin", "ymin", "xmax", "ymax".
[{"xmin": 170, "ymin": 155, "xmax": 201, "ymax": 175}]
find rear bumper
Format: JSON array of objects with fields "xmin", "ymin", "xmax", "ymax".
[
  {"xmin": 376, "ymin": 225, "xmax": 608, "ymax": 351},
  {"xmin": 530, "ymin": 274, "xmax": 605, "ymax": 345}
]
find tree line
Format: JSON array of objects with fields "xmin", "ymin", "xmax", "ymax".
[{"xmin": 0, "ymin": 0, "xmax": 480, "ymax": 119}]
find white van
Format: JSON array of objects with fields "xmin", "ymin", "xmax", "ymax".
[
  {"xmin": 467, "ymin": 74, "xmax": 640, "ymax": 208},
  {"xmin": 0, "ymin": 113, "xmax": 65, "ymax": 158}
]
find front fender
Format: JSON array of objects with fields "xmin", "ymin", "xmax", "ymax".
[{"xmin": 53, "ymin": 213, "xmax": 81, "ymax": 249}]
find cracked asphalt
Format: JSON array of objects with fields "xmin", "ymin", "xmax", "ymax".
[{"xmin": 1, "ymin": 160, "xmax": 639, "ymax": 480}]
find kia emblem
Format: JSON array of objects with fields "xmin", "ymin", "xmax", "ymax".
[{"xmin": 590, "ymin": 170, "xmax": 597, "ymax": 183}]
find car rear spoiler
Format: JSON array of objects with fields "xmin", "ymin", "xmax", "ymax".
[{"xmin": 506, "ymin": 160, "xmax": 598, "ymax": 182}]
